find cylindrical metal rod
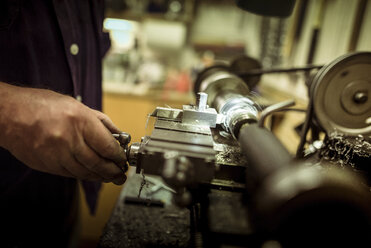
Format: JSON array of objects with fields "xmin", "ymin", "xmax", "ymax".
[
  {"xmin": 196, "ymin": 92, "xmax": 208, "ymax": 111},
  {"xmin": 237, "ymin": 64, "xmax": 323, "ymax": 77}
]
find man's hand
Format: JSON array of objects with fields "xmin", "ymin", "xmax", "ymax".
[{"xmin": 0, "ymin": 83, "xmax": 127, "ymax": 185}]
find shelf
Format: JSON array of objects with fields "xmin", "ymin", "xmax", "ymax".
[
  {"xmin": 103, "ymin": 81, "xmax": 193, "ymax": 104},
  {"xmin": 107, "ymin": 10, "xmax": 192, "ymax": 23}
]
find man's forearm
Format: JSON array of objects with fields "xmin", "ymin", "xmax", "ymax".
[
  {"xmin": 0, "ymin": 82, "xmax": 19, "ymax": 149},
  {"xmin": 0, "ymin": 81, "xmax": 127, "ymax": 184},
  {"xmin": 0, "ymin": 82, "xmax": 50, "ymax": 149}
]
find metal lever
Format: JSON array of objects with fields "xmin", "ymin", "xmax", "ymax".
[
  {"xmin": 258, "ymin": 99, "xmax": 295, "ymax": 128},
  {"xmin": 113, "ymin": 132, "xmax": 131, "ymax": 146},
  {"xmin": 113, "ymin": 132, "xmax": 131, "ymax": 172}
]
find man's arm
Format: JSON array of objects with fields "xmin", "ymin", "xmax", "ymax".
[{"xmin": 0, "ymin": 82, "xmax": 127, "ymax": 185}]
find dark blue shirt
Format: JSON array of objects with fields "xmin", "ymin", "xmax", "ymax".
[{"xmin": 0, "ymin": 0, "xmax": 110, "ymax": 245}]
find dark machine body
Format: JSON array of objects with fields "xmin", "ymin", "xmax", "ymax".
[{"xmin": 99, "ymin": 52, "xmax": 371, "ymax": 248}]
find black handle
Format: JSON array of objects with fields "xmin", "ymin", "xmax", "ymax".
[{"xmin": 238, "ymin": 124, "xmax": 291, "ymax": 188}]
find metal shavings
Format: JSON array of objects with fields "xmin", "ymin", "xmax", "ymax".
[
  {"xmin": 145, "ymin": 113, "xmax": 152, "ymax": 130},
  {"xmin": 138, "ymin": 171, "xmax": 147, "ymax": 198},
  {"xmin": 215, "ymin": 145, "xmax": 247, "ymax": 165},
  {"xmin": 319, "ymin": 132, "xmax": 371, "ymax": 168}
]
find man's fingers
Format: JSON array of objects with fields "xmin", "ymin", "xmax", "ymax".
[
  {"xmin": 55, "ymin": 164, "xmax": 76, "ymax": 178},
  {"xmin": 93, "ymin": 110, "xmax": 121, "ymax": 134},
  {"xmin": 112, "ymin": 174, "xmax": 127, "ymax": 185},
  {"xmin": 72, "ymin": 140, "xmax": 125, "ymax": 181},
  {"xmin": 83, "ymin": 118, "xmax": 127, "ymax": 166},
  {"xmin": 60, "ymin": 154, "xmax": 104, "ymax": 181},
  {"xmin": 35, "ymin": 159, "xmax": 76, "ymax": 178}
]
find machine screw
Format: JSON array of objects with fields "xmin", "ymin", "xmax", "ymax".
[
  {"xmin": 163, "ymin": 151, "xmax": 179, "ymax": 179},
  {"xmin": 196, "ymin": 92, "xmax": 208, "ymax": 111},
  {"xmin": 353, "ymin": 91, "xmax": 368, "ymax": 104}
]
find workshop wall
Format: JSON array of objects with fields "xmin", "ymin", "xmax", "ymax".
[
  {"xmin": 358, "ymin": 1, "xmax": 371, "ymax": 51},
  {"xmin": 187, "ymin": 0, "xmax": 371, "ymax": 101},
  {"xmin": 289, "ymin": 0, "xmax": 370, "ymax": 66},
  {"xmin": 257, "ymin": 0, "xmax": 371, "ymax": 100}
]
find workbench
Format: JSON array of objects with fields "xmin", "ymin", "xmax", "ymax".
[{"xmin": 98, "ymin": 170, "xmax": 190, "ymax": 248}]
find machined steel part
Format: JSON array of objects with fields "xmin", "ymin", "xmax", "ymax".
[
  {"xmin": 126, "ymin": 92, "xmax": 252, "ymax": 189},
  {"xmin": 311, "ymin": 52, "xmax": 371, "ymax": 138},
  {"xmin": 194, "ymin": 65, "xmax": 259, "ymax": 138},
  {"xmin": 215, "ymin": 92, "xmax": 259, "ymax": 138},
  {"xmin": 127, "ymin": 101, "xmax": 218, "ymax": 188},
  {"xmin": 196, "ymin": 67, "xmax": 250, "ymax": 108}
]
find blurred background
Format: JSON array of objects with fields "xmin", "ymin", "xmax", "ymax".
[{"xmin": 78, "ymin": 0, "xmax": 371, "ymax": 246}]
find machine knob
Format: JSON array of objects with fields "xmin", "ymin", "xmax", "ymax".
[{"xmin": 127, "ymin": 142, "xmax": 141, "ymax": 167}]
